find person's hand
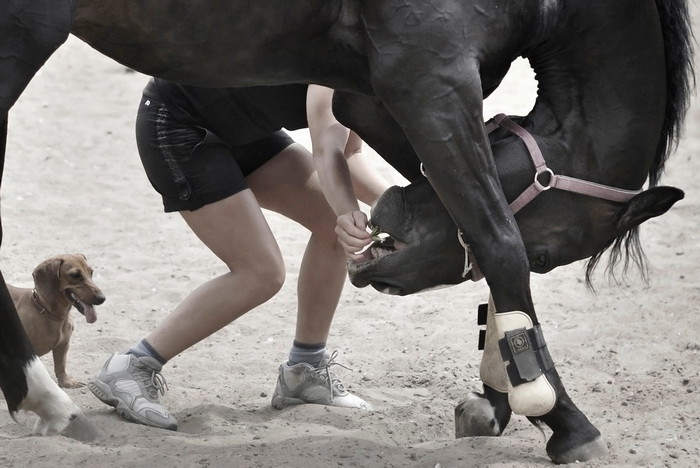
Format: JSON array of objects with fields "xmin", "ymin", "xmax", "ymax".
[{"xmin": 335, "ymin": 210, "xmax": 372, "ymax": 262}]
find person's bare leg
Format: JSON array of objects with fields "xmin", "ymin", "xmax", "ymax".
[
  {"xmin": 250, "ymin": 143, "xmax": 372, "ymax": 410},
  {"xmin": 146, "ymin": 191, "xmax": 286, "ymax": 361},
  {"xmin": 89, "ymin": 190, "xmax": 285, "ymax": 429}
]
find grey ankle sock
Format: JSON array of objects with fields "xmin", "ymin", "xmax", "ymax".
[
  {"xmin": 127, "ymin": 338, "xmax": 167, "ymax": 365},
  {"xmin": 288, "ymin": 341, "xmax": 326, "ymax": 367}
]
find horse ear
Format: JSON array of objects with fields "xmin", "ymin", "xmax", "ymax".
[{"xmin": 614, "ymin": 186, "xmax": 684, "ymax": 233}]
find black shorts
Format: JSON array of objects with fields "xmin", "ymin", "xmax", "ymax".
[{"xmin": 135, "ymin": 95, "xmax": 294, "ymax": 212}]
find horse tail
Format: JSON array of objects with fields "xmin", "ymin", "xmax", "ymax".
[{"xmin": 652, "ymin": 0, "xmax": 695, "ymax": 186}]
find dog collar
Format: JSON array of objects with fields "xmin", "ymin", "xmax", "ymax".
[{"xmin": 32, "ymin": 289, "xmax": 63, "ymax": 321}]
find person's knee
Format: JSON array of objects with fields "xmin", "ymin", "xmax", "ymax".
[{"xmin": 245, "ymin": 253, "xmax": 286, "ymax": 299}]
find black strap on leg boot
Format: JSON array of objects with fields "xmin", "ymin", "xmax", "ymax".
[
  {"xmin": 477, "ymin": 302, "xmax": 487, "ymax": 350},
  {"xmin": 498, "ymin": 325, "xmax": 555, "ymax": 386}
]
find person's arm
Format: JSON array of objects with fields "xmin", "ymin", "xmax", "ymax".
[
  {"xmin": 344, "ymin": 131, "xmax": 391, "ymax": 206},
  {"xmin": 306, "ymin": 85, "xmax": 373, "ymax": 261}
]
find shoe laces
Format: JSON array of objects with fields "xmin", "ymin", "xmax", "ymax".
[
  {"xmin": 313, "ymin": 350, "xmax": 351, "ymax": 401},
  {"xmin": 137, "ymin": 364, "xmax": 169, "ymax": 400}
]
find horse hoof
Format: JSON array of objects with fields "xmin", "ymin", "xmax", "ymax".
[
  {"xmin": 454, "ymin": 392, "xmax": 501, "ymax": 437},
  {"xmin": 547, "ymin": 435, "xmax": 607, "ymax": 464},
  {"xmin": 60, "ymin": 414, "xmax": 99, "ymax": 442}
]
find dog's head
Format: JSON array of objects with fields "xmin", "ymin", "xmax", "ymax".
[{"xmin": 32, "ymin": 254, "xmax": 106, "ymax": 323}]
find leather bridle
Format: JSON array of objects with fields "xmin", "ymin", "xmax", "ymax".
[
  {"xmin": 419, "ymin": 113, "xmax": 644, "ymax": 282},
  {"xmin": 486, "ymin": 113, "xmax": 642, "ymax": 214}
]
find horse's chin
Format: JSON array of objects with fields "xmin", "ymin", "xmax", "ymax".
[{"xmin": 347, "ymin": 237, "xmax": 407, "ymax": 294}]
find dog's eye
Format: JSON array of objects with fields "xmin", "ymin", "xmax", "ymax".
[{"xmin": 71, "ymin": 272, "xmax": 82, "ymax": 280}]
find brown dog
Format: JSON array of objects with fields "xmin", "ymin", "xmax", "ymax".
[{"xmin": 8, "ymin": 254, "xmax": 106, "ymax": 388}]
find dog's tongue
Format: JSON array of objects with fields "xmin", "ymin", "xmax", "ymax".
[{"xmin": 83, "ymin": 304, "xmax": 97, "ymax": 324}]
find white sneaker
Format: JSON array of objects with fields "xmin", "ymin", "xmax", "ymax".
[
  {"xmin": 271, "ymin": 350, "xmax": 373, "ymax": 411},
  {"xmin": 88, "ymin": 353, "xmax": 177, "ymax": 430}
]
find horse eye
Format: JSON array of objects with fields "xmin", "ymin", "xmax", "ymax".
[{"xmin": 531, "ymin": 252, "xmax": 549, "ymax": 270}]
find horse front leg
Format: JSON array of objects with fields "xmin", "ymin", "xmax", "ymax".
[
  {"xmin": 0, "ymin": 0, "xmax": 96, "ymax": 440},
  {"xmin": 458, "ymin": 295, "xmax": 607, "ymax": 462},
  {"xmin": 379, "ymin": 82, "xmax": 605, "ymax": 462},
  {"xmin": 360, "ymin": 10, "xmax": 604, "ymax": 464}
]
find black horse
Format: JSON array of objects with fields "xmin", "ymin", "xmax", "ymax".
[{"xmin": 0, "ymin": 0, "xmax": 692, "ymax": 464}]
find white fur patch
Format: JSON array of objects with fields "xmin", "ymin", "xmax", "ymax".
[{"xmin": 19, "ymin": 357, "xmax": 80, "ymax": 435}]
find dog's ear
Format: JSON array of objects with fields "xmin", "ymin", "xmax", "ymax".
[{"xmin": 32, "ymin": 257, "xmax": 65, "ymax": 290}]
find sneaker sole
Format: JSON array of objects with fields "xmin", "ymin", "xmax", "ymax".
[
  {"xmin": 87, "ymin": 380, "xmax": 177, "ymax": 431},
  {"xmin": 271, "ymin": 393, "xmax": 373, "ymax": 411}
]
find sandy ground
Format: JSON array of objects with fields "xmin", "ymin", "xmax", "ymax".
[{"xmin": 0, "ymin": 12, "xmax": 699, "ymax": 468}]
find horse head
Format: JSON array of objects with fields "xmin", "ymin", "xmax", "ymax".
[
  {"xmin": 348, "ymin": 161, "xmax": 684, "ymax": 295},
  {"xmin": 348, "ymin": 179, "xmax": 465, "ymax": 295}
]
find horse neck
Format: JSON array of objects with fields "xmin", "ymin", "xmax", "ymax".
[{"xmin": 524, "ymin": 0, "xmax": 668, "ymax": 191}]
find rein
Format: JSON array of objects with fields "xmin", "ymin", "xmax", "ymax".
[{"xmin": 420, "ymin": 113, "xmax": 644, "ymax": 282}]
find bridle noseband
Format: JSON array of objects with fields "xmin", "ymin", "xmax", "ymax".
[{"xmin": 420, "ymin": 113, "xmax": 644, "ymax": 282}]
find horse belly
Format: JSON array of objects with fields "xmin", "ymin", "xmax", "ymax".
[{"xmin": 71, "ymin": 0, "xmax": 367, "ymax": 90}]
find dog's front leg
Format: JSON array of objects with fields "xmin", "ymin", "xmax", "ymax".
[{"xmin": 53, "ymin": 340, "xmax": 83, "ymax": 388}]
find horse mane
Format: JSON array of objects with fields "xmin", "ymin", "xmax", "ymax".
[
  {"xmin": 585, "ymin": 0, "xmax": 695, "ymax": 286},
  {"xmin": 650, "ymin": 0, "xmax": 695, "ymax": 187}
]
